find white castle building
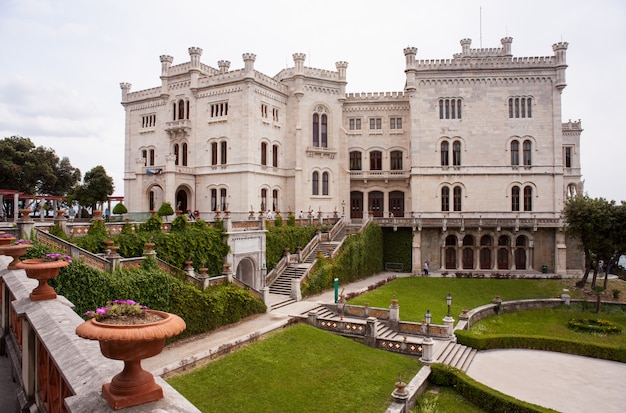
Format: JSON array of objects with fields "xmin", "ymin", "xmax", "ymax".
[{"xmin": 120, "ymin": 37, "xmax": 584, "ymax": 274}]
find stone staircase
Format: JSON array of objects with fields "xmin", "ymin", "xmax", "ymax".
[
  {"xmin": 269, "ymin": 223, "xmax": 360, "ymax": 296},
  {"xmin": 433, "ymin": 340, "xmax": 477, "ymax": 372}
]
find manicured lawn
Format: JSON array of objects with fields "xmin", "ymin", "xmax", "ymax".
[
  {"xmin": 167, "ymin": 324, "xmax": 421, "ymax": 413},
  {"xmin": 348, "ymin": 277, "xmax": 568, "ymax": 322},
  {"xmin": 468, "ymin": 303, "xmax": 626, "ymax": 346}
]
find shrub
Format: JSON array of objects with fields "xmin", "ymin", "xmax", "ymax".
[
  {"xmin": 112, "ymin": 203, "xmax": 128, "ymax": 215},
  {"xmin": 567, "ymin": 318, "xmax": 623, "ymax": 335},
  {"xmin": 74, "ymin": 219, "xmax": 108, "ymax": 253},
  {"xmin": 157, "ymin": 202, "xmax": 175, "ymax": 219}
]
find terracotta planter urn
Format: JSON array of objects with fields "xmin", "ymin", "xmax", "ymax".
[
  {"xmin": 0, "ymin": 234, "xmax": 16, "ymax": 246},
  {"xmin": 75, "ymin": 310, "xmax": 186, "ymax": 410},
  {"xmin": 16, "ymin": 258, "xmax": 69, "ymax": 301},
  {"xmin": 0, "ymin": 242, "xmax": 33, "ymax": 270},
  {"xmin": 93, "ymin": 210, "xmax": 104, "ymax": 220}
]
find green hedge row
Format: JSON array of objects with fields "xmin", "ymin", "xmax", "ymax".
[
  {"xmin": 28, "ymin": 245, "xmax": 267, "ymax": 339},
  {"xmin": 265, "ymin": 225, "xmax": 319, "ymax": 270},
  {"xmin": 429, "ymin": 363, "xmax": 559, "ymax": 413},
  {"xmin": 302, "ymin": 223, "xmax": 383, "ymax": 295},
  {"xmin": 455, "ymin": 331, "xmax": 626, "ymax": 363}
]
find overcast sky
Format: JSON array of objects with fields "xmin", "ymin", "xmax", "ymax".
[{"xmin": 1, "ymin": 0, "xmax": 624, "ymax": 202}]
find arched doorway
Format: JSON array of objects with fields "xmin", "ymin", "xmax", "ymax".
[
  {"xmin": 236, "ymin": 258, "xmax": 255, "ymax": 288},
  {"xmin": 462, "ymin": 235, "xmax": 474, "ymax": 269},
  {"xmin": 445, "ymin": 235, "xmax": 457, "ymax": 269},
  {"xmin": 148, "ymin": 185, "xmax": 164, "ymax": 212},
  {"xmin": 368, "ymin": 191, "xmax": 383, "ymax": 217},
  {"xmin": 480, "ymin": 235, "xmax": 492, "ymax": 269},
  {"xmin": 389, "ymin": 191, "xmax": 404, "ymax": 217},
  {"xmin": 176, "ymin": 188, "xmax": 189, "ymax": 213},
  {"xmin": 497, "ymin": 235, "xmax": 510, "ymax": 270},
  {"xmin": 350, "ymin": 191, "xmax": 363, "ymax": 219}
]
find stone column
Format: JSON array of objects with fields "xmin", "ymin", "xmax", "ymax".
[
  {"xmin": 389, "ymin": 298, "xmax": 399, "ymax": 330},
  {"xmin": 290, "ymin": 278, "xmax": 302, "ymax": 301},
  {"xmin": 420, "ymin": 336, "xmax": 434, "ymax": 364},
  {"xmin": 443, "ymin": 315, "xmax": 455, "ymax": 340}
]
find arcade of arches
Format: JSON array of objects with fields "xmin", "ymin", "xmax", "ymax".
[{"xmin": 440, "ymin": 232, "xmax": 533, "ymax": 271}]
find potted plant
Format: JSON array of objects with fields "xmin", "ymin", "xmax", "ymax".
[
  {"xmin": 16, "ymin": 253, "xmax": 72, "ymax": 301},
  {"xmin": 76, "ymin": 300, "xmax": 186, "ymax": 410},
  {"xmin": 0, "ymin": 239, "xmax": 33, "ymax": 270},
  {"xmin": 0, "ymin": 233, "xmax": 16, "ymax": 246}
]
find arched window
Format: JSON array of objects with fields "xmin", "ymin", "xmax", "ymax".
[
  {"xmin": 211, "ymin": 142, "xmax": 218, "ymax": 165},
  {"xmin": 178, "ymin": 99, "xmax": 185, "ymax": 120},
  {"xmin": 220, "ymin": 188, "xmax": 227, "ymax": 211},
  {"xmin": 453, "ymin": 141, "xmax": 461, "ymax": 166},
  {"xmin": 211, "ymin": 189, "xmax": 217, "ymax": 211},
  {"xmin": 273, "ymin": 190, "xmax": 279, "ymax": 211},
  {"xmin": 370, "ymin": 150, "xmax": 382, "ymax": 170},
  {"xmin": 173, "ymin": 144, "xmax": 179, "ymax": 166},
  {"xmin": 312, "ymin": 172, "xmax": 319, "ymax": 195},
  {"xmin": 511, "ymin": 140, "xmax": 519, "ymax": 165},
  {"xmin": 321, "ymin": 114, "xmax": 327, "ymax": 148},
  {"xmin": 349, "ymin": 151, "xmax": 362, "ymax": 170},
  {"xmin": 322, "ymin": 172, "xmax": 329, "ymax": 195},
  {"xmin": 261, "ymin": 142, "xmax": 267, "ymax": 166},
  {"xmin": 390, "ymin": 150, "xmax": 403, "ymax": 170},
  {"xmin": 523, "ymin": 140, "xmax": 532, "ymax": 166},
  {"xmin": 524, "ymin": 186, "xmax": 533, "ymax": 211},
  {"xmin": 453, "ymin": 186, "xmax": 462, "ymax": 211},
  {"xmin": 172, "ymin": 102, "xmax": 176, "ymax": 121},
  {"xmin": 441, "ymin": 187, "xmax": 450, "ymax": 211},
  {"xmin": 261, "ymin": 188, "xmax": 267, "ymax": 210},
  {"xmin": 142, "ymin": 149, "xmax": 147, "ymax": 166},
  {"xmin": 220, "ymin": 141, "xmax": 227, "ymax": 164},
  {"xmin": 441, "ymin": 141, "xmax": 449, "ymax": 166},
  {"xmin": 182, "ymin": 143, "xmax": 188, "ymax": 166},
  {"xmin": 312, "ymin": 113, "xmax": 319, "ymax": 147},
  {"xmin": 512, "ymin": 186, "xmax": 520, "ymax": 211},
  {"xmin": 272, "ymin": 145, "xmax": 278, "ymax": 167}
]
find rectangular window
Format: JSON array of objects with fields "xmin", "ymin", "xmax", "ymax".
[
  {"xmin": 390, "ymin": 117, "xmax": 402, "ymax": 129},
  {"xmin": 349, "ymin": 118, "xmax": 361, "ymax": 130},
  {"xmin": 211, "ymin": 142, "xmax": 218, "ymax": 165},
  {"xmin": 272, "ymin": 145, "xmax": 278, "ymax": 167},
  {"xmin": 210, "ymin": 102, "xmax": 228, "ymax": 117},
  {"xmin": 370, "ymin": 151, "xmax": 382, "ymax": 170},
  {"xmin": 564, "ymin": 147, "xmax": 572, "ymax": 168},
  {"xmin": 272, "ymin": 108, "xmax": 279, "ymax": 122},
  {"xmin": 350, "ymin": 152, "xmax": 362, "ymax": 170},
  {"xmin": 390, "ymin": 151, "xmax": 402, "ymax": 170},
  {"xmin": 141, "ymin": 114, "xmax": 156, "ymax": 128},
  {"xmin": 369, "ymin": 118, "xmax": 381, "ymax": 130},
  {"xmin": 509, "ymin": 97, "xmax": 532, "ymax": 118},
  {"xmin": 261, "ymin": 103, "xmax": 268, "ymax": 118}
]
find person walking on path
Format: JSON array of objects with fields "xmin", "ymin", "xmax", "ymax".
[{"xmin": 423, "ymin": 261, "xmax": 429, "ymax": 276}]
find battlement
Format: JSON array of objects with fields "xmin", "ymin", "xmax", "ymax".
[
  {"xmin": 345, "ymin": 91, "xmax": 407, "ymax": 100},
  {"xmin": 562, "ymin": 119, "xmax": 582, "ymax": 131},
  {"xmin": 125, "ymin": 86, "xmax": 162, "ymax": 101},
  {"xmin": 275, "ymin": 66, "xmax": 342, "ymax": 82},
  {"xmin": 414, "ymin": 55, "xmax": 556, "ymax": 71}
]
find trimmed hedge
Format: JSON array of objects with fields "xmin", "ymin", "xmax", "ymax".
[
  {"xmin": 455, "ymin": 331, "xmax": 626, "ymax": 363},
  {"xmin": 265, "ymin": 225, "xmax": 318, "ymax": 270},
  {"xmin": 302, "ymin": 223, "xmax": 383, "ymax": 296},
  {"xmin": 429, "ymin": 363, "xmax": 559, "ymax": 413}
]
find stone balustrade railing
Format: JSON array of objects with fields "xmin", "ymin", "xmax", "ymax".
[{"xmin": 0, "ymin": 260, "xmax": 200, "ymax": 412}]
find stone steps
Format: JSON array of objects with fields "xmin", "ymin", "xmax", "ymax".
[{"xmin": 434, "ymin": 341, "xmax": 477, "ymax": 372}]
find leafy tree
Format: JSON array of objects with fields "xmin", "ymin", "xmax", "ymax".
[
  {"xmin": 74, "ymin": 165, "xmax": 114, "ymax": 211},
  {"xmin": 157, "ymin": 202, "xmax": 174, "ymax": 221},
  {"xmin": 563, "ymin": 195, "xmax": 625, "ymax": 288},
  {"xmin": 112, "ymin": 202, "xmax": 128, "ymax": 217},
  {"xmin": 0, "ymin": 135, "xmax": 81, "ymax": 195}
]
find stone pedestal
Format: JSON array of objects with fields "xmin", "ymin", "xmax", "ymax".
[
  {"xmin": 420, "ymin": 337, "xmax": 434, "ymax": 364},
  {"xmin": 443, "ymin": 315, "xmax": 455, "ymax": 339}
]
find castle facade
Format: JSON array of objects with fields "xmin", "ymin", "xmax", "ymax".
[{"xmin": 120, "ymin": 37, "xmax": 583, "ymax": 274}]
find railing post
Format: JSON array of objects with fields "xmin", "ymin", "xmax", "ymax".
[
  {"xmin": 365, "ymin": 316, "xmax": 378, "ymax": 347},
  {"xmin": 389, "ymin": 298, "xmax": 399, "ymax": 331},
  {"xmin": 22, "ymin": 315, "xmax": 36, "ymax": 406},
  {"xmin": 290, "ymin": 278, "xmax": 301, "ymax": 301}
]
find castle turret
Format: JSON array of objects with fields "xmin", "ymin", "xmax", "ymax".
[
  {"xmin": 460, "ymin": 38, "xmax": 472, "ymax": 56},
  {"xmin": 335, "ymin": 61, "xmax": 348, "ymax": 98},
  {"xmin": 243, "ymin": 53, "xmax": 256, "ymax": 73},
  {"xmin": 501, "ymin": 37, "xmax": 513, "ymax": 56},
  {"xmin": 292, "ymin": 53, "xmax": 306, "ymax": 98},
  {"xmin": 160, "ymin": 55, "xmax": 173, "ymax": 75},
  {"xmin": 293, "ymin": 53, "xmax": 306, "ymax": 74},
  {"xmin": 160, "ymin": 55, "xmax": 173, "ymax": 95},
  {"xmin": 120, "ymin": 82, "xmax": 131, "ymax": 102},
  {"xmin": 403, "ymin": 47, "xmax": 417, "ymax": 92},
  {"xmin": 552, "ymin": 41, "xmax": 569, "ymax": 92},
  {"xmin": 188, "ymin": 47, "xmax": 202, "ymax": 68},
  {"xmin": 218, "ymin": 60, "xmax": 231, "ymax": 74}
]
